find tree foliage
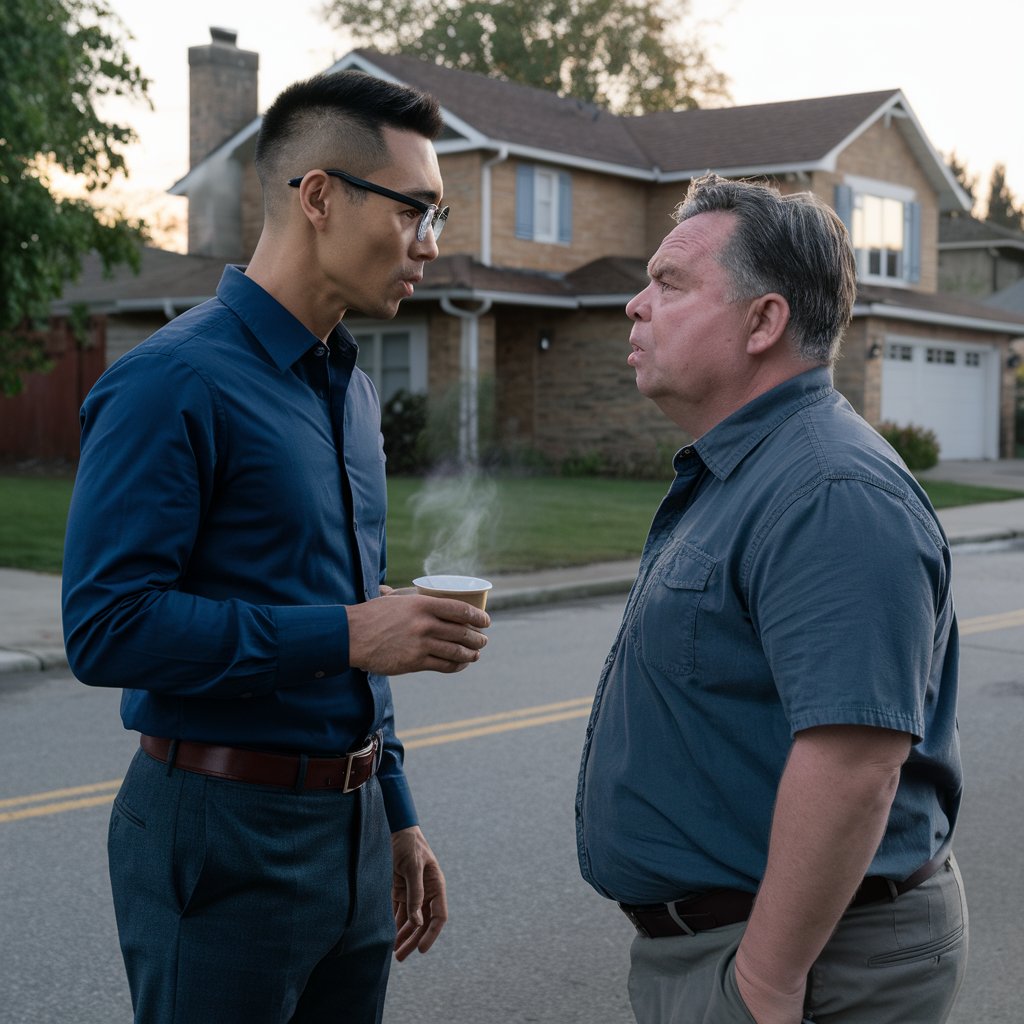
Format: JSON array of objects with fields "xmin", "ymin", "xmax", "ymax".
[
  {"xmin": 986, "ymin": 164, "xmax": 1024, "ymax": 232},
  {"xmin": 322, "ymin": 0, "xmax": 729, "ymax": 114},
  {"xmin": 946, "ymin": 150, "xmax": 977, "ymax": 214},
  {"xmin": 0, "ymin": 0, "xmax": 149, "ymax": 396}
]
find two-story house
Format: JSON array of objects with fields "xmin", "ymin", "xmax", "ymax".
[
  {"xmin": 939, "ymin": 212, "xmax": 1024, "ymax": 317},
  {"xmin": 27, "ymin": 29, "xmax": 1024, "ymax": 465}
]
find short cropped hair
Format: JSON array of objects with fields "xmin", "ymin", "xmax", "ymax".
[
  {"xmin": 254, "ymin": 70, "xmax": 444, "ymax": 217},
  {"xmin": 673, "ymin": 174, "xmax": 857, "ymax": 365}
]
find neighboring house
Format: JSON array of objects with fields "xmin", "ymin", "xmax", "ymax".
[
  {"xmin": 939, "ymin": 213, "xmax": 1024, "ymax": 302},
  {"xmin": 19, "ymin": 29, "xmax": 1024, "ymax": 465}
]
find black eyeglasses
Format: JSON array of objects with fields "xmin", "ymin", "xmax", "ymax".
[{"xmin": 287, "ymin": 168, "xmax": 448, "ymax": 242}]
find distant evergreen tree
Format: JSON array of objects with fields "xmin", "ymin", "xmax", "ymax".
[
  {"xmin": 986, "ymin": 164, "xmax": 1024, "ymax": 231},
  {"xmin": 946, "ymin": 150, "xmax": 977, "ymax": 214}
]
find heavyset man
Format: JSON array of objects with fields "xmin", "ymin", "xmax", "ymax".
[{"xmin": 577, "ymin": 174, "xmax": 967, "ymax": 1024}]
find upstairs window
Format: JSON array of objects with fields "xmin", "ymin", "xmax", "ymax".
[
  {"xmin": 835, "ymin": 178, "xmax": 921, "ymax": 285},
  {"xmin": 516, "ymin": 164, "xmax": 572, "ymax": 244}
]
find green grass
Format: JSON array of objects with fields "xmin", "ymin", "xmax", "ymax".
[
  {"xmin": 2, "ymin": 472, "xmax": 1022, "ymax": 579},
  {"xmin": 919, "ymin": 479, "xmax": 1024, "ymax": 509},
  {"xmin": 0, "ymin": 476, "xmax": 74, "ymax": 573}
]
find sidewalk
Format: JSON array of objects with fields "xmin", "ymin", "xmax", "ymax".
[{"xmin": 4, "ymin": 472, "xmax": 1024, "ymax": 674}]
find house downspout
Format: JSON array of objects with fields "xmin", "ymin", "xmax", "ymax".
[
  {"xmin": 480, "ymin": 146, "xmax": 508, "ymax": 267},
  {"xmin": 440, "ymin": 296, "xmax": 493, "ymax": 465}
]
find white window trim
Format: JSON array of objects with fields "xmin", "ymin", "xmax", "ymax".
[
  {"xmin": 845, "ymin": 176, "xmax": 917, "ymax": 288},
  {"xmin": 345, "ymin": 319, "xmax": 429, "ymax": 402},
  {"xmin": 844, "ymin": 175, "xmax": 916, "ymax": 203},
  {"xmin": 532, "ymin": 167, "xmax": 560, "ymax": 244}
]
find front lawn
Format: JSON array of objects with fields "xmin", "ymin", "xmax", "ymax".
[{"xmin": 1, "ymin": 470, "xmax": 1022, "ymax": 579}]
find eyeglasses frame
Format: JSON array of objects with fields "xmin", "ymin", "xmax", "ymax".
[{"xmin": 287, "ymin": 168, "xmax": 448, "ymax": 242}]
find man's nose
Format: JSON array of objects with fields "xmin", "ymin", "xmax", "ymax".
[
  {"xmin": 626, "ymin": 290, "xmax": 647, "ymax": 321},
  {"xmin": 412, "ymin": 229, "xmax": 440, "ymax": 261}
]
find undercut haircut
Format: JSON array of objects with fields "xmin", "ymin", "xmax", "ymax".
[
  {"xmin": 673, "ymin": 173, "xmax": 857, "ymax": 366},
  {"xmin": 254, "ymin": 70, "xmax": 444, "ymax": 217}
]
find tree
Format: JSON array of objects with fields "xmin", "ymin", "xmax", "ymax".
[
  {"xmin": 322, "ymin": 0, "xmax": 730, "ymax": 115},
  {"xmin": 986, "ymin": 164, "xmax": 1024, "ymax": 232},
  {"xmin": 0, "ymin": 0, "xmax": 150, "ymax": 396},
  {"xmin": 946, "ymin": 150, "xmax": 977, "ymax": 214}
]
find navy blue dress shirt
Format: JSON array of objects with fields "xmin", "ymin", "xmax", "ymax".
[
  {"xmin": 577, "ymin": 368, "xmax": 962, "ymax": 903},
  {"xmin": 62, "ymin": 266, "xmax": 416, "ymax": 830}
]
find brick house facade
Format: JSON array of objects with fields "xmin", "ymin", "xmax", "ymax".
[{"xmin": 23, "ymin": 33, "xmax": 1024, "ymax": 466}]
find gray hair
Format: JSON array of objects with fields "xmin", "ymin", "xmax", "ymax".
[{"xmin": 673, "ymin": 173, "xmax": 857, "ymax": 365}]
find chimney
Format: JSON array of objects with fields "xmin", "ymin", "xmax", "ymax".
[
  {"xmin": 188, "ymin": 27, "xmax": 259, "ymax": 169},
  {"xmin": 186, "ymin": 28, "xmax": 259, "ymax": 259}
]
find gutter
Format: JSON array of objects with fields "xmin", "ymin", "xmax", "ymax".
[
  {"xmin": 852, "ymin": 301, "xmax": 1024, "ymax": 336},
  {"xmin": 440, "ymin": 296, "xmax": 494, "ymax": 464},
  {"xmin": 479, "ymin": 146, "xmax": 509, "ymax": 266}
]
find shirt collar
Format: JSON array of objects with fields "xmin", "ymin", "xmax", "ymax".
[
  {"xmin": 215, "ymin": 265, "xmax": 358, "ymax": 371},
  {"xmin": 692, "ymin": 366, "xmax": 834, "ymax": 481}
]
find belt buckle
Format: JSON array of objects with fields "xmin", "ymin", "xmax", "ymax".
[{"xmin": 342, "ymin": 732, "xmax": 380, "ymax": 793}]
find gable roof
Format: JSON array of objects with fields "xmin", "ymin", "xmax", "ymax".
[
  {"xmin": 171, "ymin": 48, "xmax": 969, "ymax": 210},
  {"xmin": 53, "ymin": 247, "xmax": 224, "ymax": 316},
  {"xmin": 939, "ymin": 213, "xmax": 1024, "ymax": 253},
  {"xmin": 985, "ymin": 277, "xmax": 1024, "ymax": 313}
]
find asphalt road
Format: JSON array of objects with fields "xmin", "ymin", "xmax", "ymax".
[{"xmin": 1, "ymin": 542, "xmax": 1022, "ymax": 1023}]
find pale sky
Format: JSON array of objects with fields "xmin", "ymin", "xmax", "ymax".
[{"xmin": 94, "ymin": 0, "xmax": 1024, "ymax": 250}]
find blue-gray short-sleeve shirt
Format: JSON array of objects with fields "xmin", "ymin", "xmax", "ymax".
[{"xmin": 576, "ymin": 367, "xmax": 962, "ymax": 904}]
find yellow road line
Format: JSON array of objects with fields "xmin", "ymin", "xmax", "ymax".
[
  {"xmin": 0, "ymin": 698, "xmax": 594, "ymax": 825},
  {"xmin": 405, "ymin": 708, "xmax": 590, "ymax": 749},
  {"xmin": 0, "ymin": 794, "xmax": 121, "ymax": 824},
  {"xmin": 6, "ymin": 606, "xmax": 1023, "ymax": 825},
  {"xmin": 0, "ymin": 778, "xmax": 122, "ymax": 810},
  {"xmin": 960, "ymin": 608, "xmax": 1024, "ymax": 636},
  {"xmin": 400, "ymin": 697, "xmax": 592, "ymax": 739}
]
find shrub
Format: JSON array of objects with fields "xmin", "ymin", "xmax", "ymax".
[
  {"xmin": 877, "ymin": 421, "xmax": 940, "ymax": 471},
  {"xmin": 381, "ymin": 389, "xmax": 428, "ymax": 474}
]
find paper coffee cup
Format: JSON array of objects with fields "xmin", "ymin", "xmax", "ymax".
[{"xmin": 413, "ymin": 574, "xmax": 493, "ymax": 610}]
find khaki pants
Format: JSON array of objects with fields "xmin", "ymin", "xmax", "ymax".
[{"xmin": 627, "ymin": 856, "xmax": 968, "ymax": 1024}]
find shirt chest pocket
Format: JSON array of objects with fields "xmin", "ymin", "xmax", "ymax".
[{"xmin": 629, "ymin": 543, "xmax": 716, "ymax": 677}]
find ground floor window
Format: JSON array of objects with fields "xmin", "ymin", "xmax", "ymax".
[{"xmin": 347, "ymin": 322, "xmax": 428, "ymax": 404}]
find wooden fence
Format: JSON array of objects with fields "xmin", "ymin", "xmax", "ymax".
[{"xmin": 0, "ymin": 318, "xmax": 106, "ymax": 463}]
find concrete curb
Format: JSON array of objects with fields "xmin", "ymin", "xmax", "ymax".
[
  {"xmin": 0, "ymin": 579, "xmax": 639, "ymax": 676},
  {"xmin": 3, "ymin": 525, "xmax": 1022, "ymax": 676}
]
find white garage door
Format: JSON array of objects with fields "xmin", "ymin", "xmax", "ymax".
[{"xmin": 879, "ymin": 340, "xmax": 995, "ymax": 460}]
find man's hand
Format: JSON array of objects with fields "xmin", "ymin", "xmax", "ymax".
[
  {"xmin": 347, "ymin": 593, "xmax": 489, "ymax": 675},
  {"xmin": 734, "ymin": 952, "xmax": 807, "ymax": 1024},
  {"xmin": 391, "ymin": 826, "xmax": 448, "ymax": 961}
]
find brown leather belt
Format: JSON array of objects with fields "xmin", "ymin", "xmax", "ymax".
[
  {"xmin": 619, "ymin": 847, "xmax": 952, "ymax": 939},
  {"xmin": 140, "ymin": 733, "xmax": 382, "ymax": 793}
]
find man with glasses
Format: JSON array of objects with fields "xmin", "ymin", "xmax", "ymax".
[{"xmin": 63, "ymin": 70, "xmax": 485, "ymax": 1024}]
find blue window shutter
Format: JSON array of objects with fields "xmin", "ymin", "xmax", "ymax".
[
  {"xmin": 833, "ymin": 184, "xmax": 853, "ymax": 232},
  {"xmin": 558, "ymin": 172, "xmax": 572, "ymax": 244},
  {"xmin": 905, "ymin": 200, "xmax": 921, "ymax": 283},
  {"xmin": 515, "ymin": 165, "xmax": 534, "ymax": 240}
]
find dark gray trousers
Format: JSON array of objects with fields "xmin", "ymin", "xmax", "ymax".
[
  {"xmin": 627, "ymin": 856, "xmax": 968, "ymax": 1024},
  {"xmin": 108, "ymin": 746, "xmax": 395, "ymax": 1024}
]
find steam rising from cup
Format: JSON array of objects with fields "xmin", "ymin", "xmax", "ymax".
[{"xmin": 410, "ymin": 470, "xmax": 498, "ymax": 579}]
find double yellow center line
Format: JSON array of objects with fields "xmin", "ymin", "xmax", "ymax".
[
  {"xmin": 3, "ymin": 605, "xmax": 1022, "ymax": 825},
  {"xmin": 0, "ymin": 778, "xmax": 125, "ymax": 824},
  {"xmin": 0, "ymin": 698, "xmax": 594, "ymax": 825}
]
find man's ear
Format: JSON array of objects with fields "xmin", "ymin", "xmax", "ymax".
[
  {"xmin": 296, "ymin": 171, "xmax": 332, "ymax": 231},
  {"xmin": 745, "ymin": 293, "xmax": 790, "ymax": 356}
]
